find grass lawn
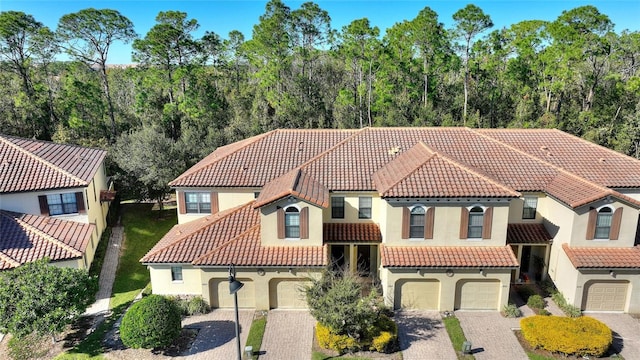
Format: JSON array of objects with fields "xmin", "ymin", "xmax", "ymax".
[
  {"xmin": 55, "ymin": 203, "xmax": 176, "ymax": 359},
  {"xmin": 443, "ymin": 316, "xmax": 474, "ymax": 360},
  {"xmin": 245, "ymin": 313, "xmax": 267, "ymax": 360}
]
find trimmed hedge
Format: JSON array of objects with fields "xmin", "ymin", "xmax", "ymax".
[
  {"xmin": 520, "ymin": 315, "xmax": 612, "ymax": 357},
  {"xmin": 315, "ymin": 314, "xmax": 398, "ymax": 354},
  {"xmin": 120, "ymin": 295, "xmax": 182, "ymax": 349},
  {"xmin": 316, "ymin": 322, "xmax": 358, "ymax": 354}
]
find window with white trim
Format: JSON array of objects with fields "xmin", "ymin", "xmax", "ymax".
[
  {"xmin": 595, "ymin": 207, "xmax": 612, "ymax": 239},
  {"xmin": 522, "ymin": 197, "xmax": 537, "ymax": 219},
  {"xmin": 47, "ymin": 193, "xmax": 78, "ymax": 215},
  {"xmin": 410, "ymin": 207, "xmax": 425, "ymax": 238},
  {"xmin": 358, "ymin": 197, "xmax": 372, "ymax": 219},
  {"xmin": 185, "ymin": 192, "xmax": 211, "ymax": 213},
  {"xmin": 171, "ymin": 266, "xmax": 183, "ymax": 281},
  {"xmin": 468, "ymin": 206, "xmax": 484, "ymax": 238},
  {"xmin": 285, "ymin": 207, "xmax": 300, "ymax": 238}
]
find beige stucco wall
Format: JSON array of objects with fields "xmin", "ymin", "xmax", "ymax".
[
  {"xmin": 574, "ymin": 270, "xmax": 640, "ymax": 313},
  {"xmin": 381, "ymin": 268, "xmax": 512, "ymax": 311},
  {"xmin": 382, "ymin": 201, "xmax": 510, "ymax": 246},
  {"xmin": 507, "ymin": 193, "xmax": 546, "ymax": 224},
  {"xmin": 176, "ymin": 188, "xmax": 258, "ymax": 224},
  {"xmin": 148, "ymin": 265, "xmax": 205, "ymax": 296},
  {"xmin": 260, "ymin": 198, "xmax": 323, "ymax": 246},
  {"xmin": 322, "ymin": 193, "xmax": 381, "ymax": 223},
  {"xmin": 571, "ymin": 200, "xmax": 639, "ymax": 248}
]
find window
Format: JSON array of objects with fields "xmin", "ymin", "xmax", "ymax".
[
  {"xmin": 522, "ymin": 197, "xmax": 538, "ymax": 219},
  {"xmin": 409, "ymin": 207, "xmax": 425, "ymax": 238},
  {"xmin": 359, "ymin": 197, "xmax": 372, "ymax": 219},
  {"xmin": 185, "ymin": 192, "xmax": 211, "ymax": 213},
  {"xmin": 285, "ymin": 207, "xmax": 300, "ymax": 238},
  {"xmin": 171, "ymin": 266, "xmax": 183, "ymax": 281},
  {"xmin": 468, "ymin": 206, "xmax": 484, "ymax": 238},
  {"xmin": 332, "ymin": 197, "xmax": 345, "ymax": 219},
  {"xmin": 47, "ymin": 193, "xmax": 78, "ymax": 215},
  {"xmin": 595, "ymin": 207, "xmax": 613, "ymax": 239}
]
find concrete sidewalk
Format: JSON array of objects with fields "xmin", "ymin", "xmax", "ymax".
[{"xmin": 84, "ymin": 225, "xmax": 124, "ymax": 317}]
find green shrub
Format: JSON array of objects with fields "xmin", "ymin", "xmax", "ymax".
[
  {"xmin": 502, "ymin": 303, "xmax": 522, "ymax": 318},
  {"xmin": 538, "ymin": 309, "xmax": 551, "ymax": 316},
  {"xmin": 120, "ymin": 295, "xmax": 182, "ymax": 349},
  {"xmin": 315, "ymin": 322, "xmax": 359, "ymax": 354},
  {"xmin": 8, "ymin": 333, "xmax": 48, "ymax": 360},
  {"xmin": 527, "ymin": 294, "xmax": 545, "ymax": 310},
  {"xmin": 515, "ymin": 285, "xmax": 536, "ymax": 301},
  {"xmin": 521, "ymin": 315, "xmax": 611, "ymax": 357},
  {"xmin": 186, "ymin": 296, "xmax": 209, "ymax": 315},
  {"xmin": 551, "ymin": 292, "xmax": 582, "ymax": 317}
]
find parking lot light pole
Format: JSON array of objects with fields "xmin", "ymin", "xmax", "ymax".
[{"xmin": 229, "ymin": 263, "xmax": 244, "ymax": 360}]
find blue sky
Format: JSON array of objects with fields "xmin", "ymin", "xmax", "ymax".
[{"xmin": 2, "ymin": 0, "xmax": 639, "ymax": 64}]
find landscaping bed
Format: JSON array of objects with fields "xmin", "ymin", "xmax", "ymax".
[
  {"xmin": 514, "ymin": 330, "xmax": 623, "ymax": 360},
  {"xmin": 311, "ymin": 327, "xmax": 402, "ymax": 360}
]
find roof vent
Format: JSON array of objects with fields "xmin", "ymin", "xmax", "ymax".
[
  {"xmin": 388, "ymin": 146, "xmax": 401, "ymax": 155},
  {"xmin": 598, "ymin": 158, "xmax": 606, "ymax": 162},
  {"xmin": 540, "ymin": 145, "xmax": 549, "ymax": 151}
]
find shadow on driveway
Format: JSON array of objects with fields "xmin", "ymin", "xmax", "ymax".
[{"xmin": 182, "ymin": 320, "xmax": 239, "ymax": 356}]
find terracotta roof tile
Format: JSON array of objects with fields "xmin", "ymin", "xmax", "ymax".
[
  {"xmin": 373, "ymin": 142, "xmax": 520, "ymax": 198},
  {"xmin": 506, "ymin": 224, "xmax": 552, "ymax": 244},
  {"xmin": 0, "ymin": 211, "xmax": 94, "ymax": 270},
  {"xmin": 0, "ymin": 135, "xmax": 106, "ymax": 193},
  {"xmin": 323, "ymin": 223, "xmax": 382, "ymax": 243},
  {"xmin": 142, "ymin": 201, "xmax": 326, "ymax": 267},
  {"xmin": 380, "ymin": 245, "xmax": 519, "ymax": 268},
  {"xmin": 254, "ymin": 169, "xmax": 329, "ymax": 208},
  {"xmin": 562, "ymin": 243, "xmax": 640, "ymax": 269}
]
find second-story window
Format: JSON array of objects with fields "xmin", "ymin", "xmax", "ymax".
[
  {"xmin": 468, "ymin": 206, "xmax": 484, "ymax": 238},
  {"xmin": 332, "ymin": 196, "xmax": 345, "ymax": 219},
  {"xmin": 522, "ymin": 197, "xmax": 538, "ymax": 219},
  {"xmin": 359, "ymin": 197, "xmax": 372, "ymax": 219},
  {"xmin": 47, "ymin": 193, "xmax": 78, "ymax": 215},
  {"xmin": 185, "ymin": 192, "xmax": 211, "ymax": 213},
  {"xmin": 595, "ymin": 207, "xmax": 612, "ymax": 239},
  {"xmin": 410, "ymin": 207, "xmax": 426, "ymax": 238},
  {"xmin": 285, "ymin": 207, "xmax": 300, "ymax": 238}
]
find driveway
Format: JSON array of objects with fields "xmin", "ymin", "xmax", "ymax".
[
  {"xmin": 455, "ymin": 311, "xmax": 528, "ymax": 360},
  {"xmin": 587, "ymin": 313, "xmax": 640, "ymax": 360},
  {"xmin": 180, "ymin": 309, "xmax": 254, "ymax": 360},
  {"xmin": 259, "ymin": 310, "xmax": 316, "ymax": 360},
  {"xmin": 396, "ymin": 310, "xmax": 457, "ymax": 360}
]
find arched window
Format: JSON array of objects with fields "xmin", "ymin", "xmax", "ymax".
[
  {"xmin": 285, "ymin": 207, "xmax": 300, "ymax": 238},
  {"xmin": 595, "ymin": 207, "xmax": 613, "ymax": 239},
  {"xmin": 468, "ymin": 206, "xmax": 484, "ymax": 238},
  {"xmin": 409, "ymin": 207, "xmax": 426, "ymax": 238}
]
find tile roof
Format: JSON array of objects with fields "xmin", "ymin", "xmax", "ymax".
[
  {"xmin": 562, "ymin": 243, "xmax": 640, "ymax": 269},
  {"xmin": 141, "ymin": 201, "xmax": 326, "ymax": 267},
  {"xmin": 323, "ymin": 223, "xmax": 382, "ymax": 243},
  {"xmin": 169, "ymin": 128, "xmax": 640, "ymax": 209},
  {"xmin": 0, "ymin": 134, "xmax": 106, "ymax": 193},
  {"xmin": 507, "ymin": 224, "xmax": 553, "ymax": 244},
  {"xmin": 0, "ymin": 211, "xmax": 94, "ymax": 270},
  {"xmin": 380, "ymin": 245, "xmax": 519, "ymax": 268},
  {"xmin": 253, "ymin": 169, "xmax": 329, "ymax": 208},
  {"xmin": 373, "ymin": 142, "xmax": 520, "ymax": 198}
]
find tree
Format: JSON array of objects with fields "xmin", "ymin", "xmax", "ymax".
[
  {"xmin": 0, "ymin": 259, "xmax": 97, "ymax": 343},
  {"xmin": 111, "ymin": 126, "xmax": 185, "ymax": 213},
  {"xmin": 453, "ymin": 4, "xmax": 493, "ymax": 122},
  {"xmin": 120, "ymin": 295, "xmax": 182, "ymax": 349},
  {"xmin": 57, "ymin": 8, "xmax": 136, "ymax": 140}
]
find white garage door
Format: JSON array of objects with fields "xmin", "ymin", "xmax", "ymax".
[
  {"xmin": 269, "ymin": 279, "xmax": 310, "ymax": 309},
  {"xmin": 211, "ymin": 278, "xmax": 255, "ymax": 308},
  {"xmin": 455, "ymin": 280, "xmax": 500, "ymax": 310},
  {"xmin": 394, "ymin": 279, "xmax": 440, "ymax": 310},
  {"xmin": 583, "ymin": 281, "xmax": 629, "ymax": 312}
]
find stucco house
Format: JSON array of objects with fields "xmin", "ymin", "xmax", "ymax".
[
  {"xmin": 0, "ymin": 134, "xmax": 114, "ymax": 270},
  {"xmin": 142, "ymin": 128, "xmax": 640, "ymax": 312}
]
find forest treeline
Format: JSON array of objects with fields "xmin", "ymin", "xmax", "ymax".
[{"xmin": 1, "ymin": 1, "xmax": 639, "ymax": 201}]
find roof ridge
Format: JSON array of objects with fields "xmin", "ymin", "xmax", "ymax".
[
  {"xmin": 0, "ymin": 136, "xmax": 86, "ymax": 185},
  {"xmin": 13, "ymin": 215, "xmax": 83, "ymax": 256},
  {"xmin": 298, "ymin": 128, "xmax": 369, "ymax": 172},
  {"xmin": 379, "ymin": 142, "xmax": 438, "ymax": 195},
  {"xmin": 143, "ymin": 201, "xmax": 254, "ymax": 259},
  {"xmin": 549, "ymin": 128, "xmax": 640, "ymax": 162},
  {"xmin": 424, "ymin": 142, "xmax": 520, "ymax": 197},
  {"xmin": 192, "ymin": 223, "xmax": 260, "ymax": 264},
  {"xmin": 171, "ymin": 130, "xmax": 276, "ymax": 185}
]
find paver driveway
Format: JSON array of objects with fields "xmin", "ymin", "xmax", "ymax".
[
  {"xmin": 587, "ymin": 313, "xmax": 640, "ymax": 360},
  {"xmin": 396, "ymin": 310, "xmax": 457, "ymax": 360},
  {"xmin": 455, "ymin": 311, "xmax": 528, "ymax": 360},
  {"xmin": 258, "ymin": 310, "xmax": 315, "ymax": 360},
  {"xmin": 180, "ymin": 309, "xmax": 253, "ymax": 360}
]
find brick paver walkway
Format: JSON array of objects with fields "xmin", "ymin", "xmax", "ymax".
[
  {"xmin": 84, "ymin": 225, "xmax": 124, "ymax": 317},
  {"xmin": 259, "ymin": 310, "xmax": 315, "ymax": 360},
  {"xmin": 397, "ymin": 310, "xmax": 457, "ymax": 360}
]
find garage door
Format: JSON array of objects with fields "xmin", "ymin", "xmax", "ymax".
[
  {"xmin": 583, "ymin": 281, "xmax": 629, "ymax": 311},
  {"xmin": 210, "ymin": 278, "xmax": 255, "ymax": 308},
  {"xmin": 455, "ymin": 280, "xmax": 500, "ymax": 310},
  {"xmin": 394, "ymin": 279, "xmax": 440, "ymax": 310},
  {"xmin": 269, "ymin": 279, "xmax": 310, "ymax": 309}
]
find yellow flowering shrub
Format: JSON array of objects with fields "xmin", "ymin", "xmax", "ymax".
[
  {"xmin": 371, "ymin": 331, "xmax": 396, "ymax": 353},
  {"xmin": 315, "ymin": 323, "xmax": 359, "ymax": 353},
  {"xmin": 520, "ymin": 315, "xmax": 612, "ymax": 357}
]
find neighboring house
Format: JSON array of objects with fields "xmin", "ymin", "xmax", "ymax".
[
  {"xmin": 0, "ymin": 135, "xmax": 114, "ymax": 270},
  {"xmin": 142, "ymin": 128, "xmax": 640, "ymax": 313}
]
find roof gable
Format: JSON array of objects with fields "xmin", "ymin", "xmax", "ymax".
[
  {"xmin": 0, "ymin": 135, "xmax": 106, "ymax": 193},
  {"xmin": 254, "ymin": 168, "xmax": 329, "ymax": 208}
]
